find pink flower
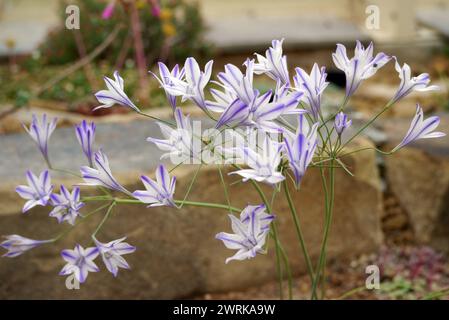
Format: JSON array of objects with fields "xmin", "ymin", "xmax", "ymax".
[{"xmin": 101, "ymin": 2, "xmax": 115, "ymax": 20}]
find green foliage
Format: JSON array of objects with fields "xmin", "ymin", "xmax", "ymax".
[
  {"xmin": 39, "ymin": 0, "xmax": 213, "ymax": 66},
  {"xmin": 380, "ymin": 276, "xmax": 426, "ymax": 299}
]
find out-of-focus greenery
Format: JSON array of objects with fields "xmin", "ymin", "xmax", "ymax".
[
  {"xmin": 40, "ymin": 0, "xmax": 213, "ymax": 66},
  {"xmin": 0, "ymin": 0, "xmax": 213, "ymax": 110}
]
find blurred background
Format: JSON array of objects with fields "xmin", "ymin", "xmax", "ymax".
[{"xmin": 0, "ymin": 0, "xmax": 449, "ymax": 300}]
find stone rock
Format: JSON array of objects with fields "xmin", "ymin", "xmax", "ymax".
[
  {"xmin": 382, "ymin": 113, "xmax": 449, "ymax": 251},
  {"xmin": 0, "ymin": 119, "xmax": 382, "ymax": 298}
]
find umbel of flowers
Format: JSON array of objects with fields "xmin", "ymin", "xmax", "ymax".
[{"xmin": 2, "ymin": 40, "xmax": 445, "ymax": 298}]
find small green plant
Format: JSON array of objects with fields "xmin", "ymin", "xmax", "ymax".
[{"xmin": 39, "ymin": 0, "xmax": 212, "ymax": 66}]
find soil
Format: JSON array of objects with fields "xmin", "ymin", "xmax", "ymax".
[{"xmin": 192, "ymin": 189, "xmax": 449, "ymax": 300}]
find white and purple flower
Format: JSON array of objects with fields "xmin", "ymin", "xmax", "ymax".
[
  {"xmin": 132, "ymin": 164, "xmax": 176, "ymax": 207},
  {"xmin": 93, "ymin": 237, "xmax": 136, "ymax": 277},
  {"xmin": 1, "ymin": 235, "xmax": 52, "ymax": 258},
  {"xmin": 150, "ymin": 62, "xmax": 185, "ymax": 110},
  {"xmin": 272, "ymin": 80, "xmax": 304, "ymax": 115},
  {"xmin": 391, "ymin": 58, "xmax": 439, "ymax": 104},
  {"xmin": 161, "ymin": 57, "xmax": 213, "ymax": 111},
  {"xmin": 216, "ymin": 204, "xmax": 275, "ymax": 264},
  {"xmin": 293, "ymin": 64, "xmax": 328, "ymax": 119},
  {"xmin": 332, "ymin": 41, "xmax": 390, "ymax": 98},
  {"xmin": 75, "ymin": 120, "xmax": 96, "ymax": 167},
  {"xmin": 228, "ymin": 134, "xmax": 285, "ymax": 185},
  {"xmin": 215, "ymin": 76, "xmax": 306, "ymax": 132},
  {"xmin": 16, "ymin": 170, "xmax": 53, "ymax": 213},
  {"xmin": 80, "ymin": 150, "xmax": 129, "ymax": 194},
  {"xmin": 49, "ymin": 185, "xmax": 85, "ymax": 225},
  {"xmin": 23, "ymin": 114, "xmax": 57, "ymax": 165},
  {"xmin": 59, "ymin": 244, "xmax": 99, "ymax": 283},
  {"xmin": 392, "ymin": 104, "xmax": 445, "ymax": 152},
  {"xmin": 206, "ymin": 86, "xmax": 238, "ymax": 113},
  {"xmin": 284, "ymin": 114, "xmax": 319, "ymax": 187},
  {"xmin": 147, "ymin": 107, "xmax": 199, "ymax": 163},
  {"xmin": 334, "ymin": 111, "xmax": 352, "ymax": 136},
  {"xmin": 253, "ymin": 39, "xmax": 290, "ymax": 85},
  {"xmin": 94, "ymin": 71, "xmax": 139, "ymax": 112}
]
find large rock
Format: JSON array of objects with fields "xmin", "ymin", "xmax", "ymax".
[
  {"xmin": 0, "ymin": 118, "xmax": 382, "ymax": 298},
  {"xmin": 382, "ymin": 113, "xmax": 449, "ymax": 251}
]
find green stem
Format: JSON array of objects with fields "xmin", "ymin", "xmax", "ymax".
[
  {"xmin": 51, "ymin": 203, "xmax": 111, "ymax": 242},
  {"xmin": 282, "ymin": 180, "xmax": 315, "ymax": 286},
  {"xmin": 51, "ymin": 167, "xmax": 81, "ymax": 178},
  {"xmin": 338, "ymin": 101, "xmax": 394, "ymax": 152},
  {"xmin": 422, "ymin": 288, "xmax": 449, "ymax": 300},
  {"xmin": 136, "ymin": 111, "xmax": 174, "ymax": 127},
  {"xmin": 339, "ymin": 147, "xmax": 393, "ymax": 158},
  {"xmin": 92, "ymin": 201, "xmax": 116, "ymax": 238},
  {"xmin": 337, "ymin": 286, "xmax": 366, "ymax": 300},
  {"xmin": 218, "ymin": 166, "xmax": 232, "ymax": 212},
  {"xmin": 178, "ymin": 164, "xmax": 202, "ymax": 209},
  {"xmin": 311, "ymin": 158, "xmax": 336, "ymax": 299},
  {"xmin": 112, "ymin": 197, "xmax": 242, "ymax": 213},
  {"xmin": 271, "ymin": 222, "xmax": 284, "ymax": 300},
  {"xmin": 249, "ymin": 180, "xmax": 292, "ymax": 300}
]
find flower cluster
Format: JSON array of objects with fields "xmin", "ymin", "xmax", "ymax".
[{"xmin": 2, "ymin": 39, "xmax": 445, "ymax": 292}]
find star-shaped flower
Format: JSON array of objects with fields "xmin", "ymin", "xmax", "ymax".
[
  {"xmin": 334, "ymin": 112, "xmax": 352, "ymax": 136},
  {"xmin": 23, "ymin": 114, "xmax": 57, "ymax": 165},
  {"xmin": 332, "ymin": 41, "xmax": 390, "ymax": 98},
  {"xmin": 150, "ymin": 62, "xmax": 185, "ymax": 110},
  {"xmin": 80, "ymin": 150, "xmax": 129, "ymax": 194},
  {"xmin": 49, "ymin": 185, "xmax": 85, "ymax": 225},
  {"xmin": 161, "ymin": 57, "xmax": 213, "ymax": 111},
  {"xmin": 59, "ymin": 244, "xmax": 99, "ymax": 283},
  {"xmin": 16, "ymin": 170, "xmax": 53, "ymax": 213},
  {"xmin": 216, "ymin": 204, "xmax": 275, "ymax": 264},
  {"xmin": 293, "ymin": 63, "xmax": 328, "ymax": 119},
  {"xmin": 228, "ymin": 133, "xmax": 285, "ymax": 185},
  {"xmin": 132, "ymin": 164, "xmax": 176, "ymax": 207},
  {"xmin": 393, "ymin": 104, "xmax": 445, "ymax": 152},
  {"xmin": 284, "ymin": 114, "xmax": 319, "ymax": 187},
  {"xmin": 75, "ymin": 120, "xmax": 96, "ymax": 167},
  {"xmin": 391, "ymin": 58, "xmax": 439, "ymax": 104},
  {"xmin": 1, "ymin": 235, "xmax": 52, "ymax": 258},
  {"xmin": 253, "ymin": 39, "xmax": 290, "ymax": 85},
  {"xmin": 94, "ymin": 71, "xmax": 139, "ymax": 112},
  {"xmin": 147, "ymin": 107, "xmax": 200, "ymax": 164},
  {"xmin": 94, "ymin": 237, "xmax": 136, "ymax": 277}
]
